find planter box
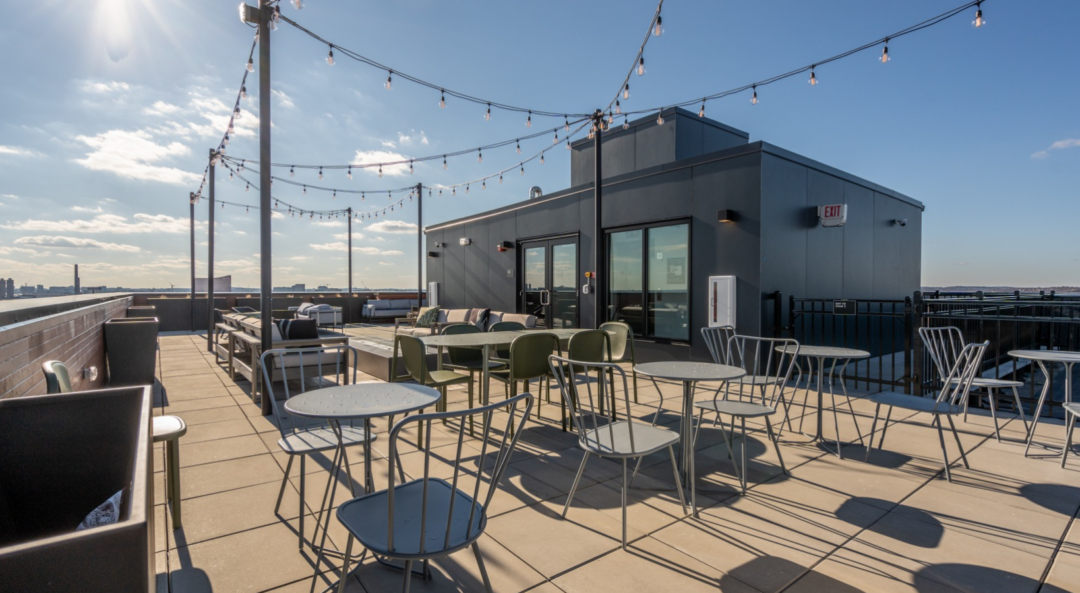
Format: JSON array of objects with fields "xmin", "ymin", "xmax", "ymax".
[
  {"xmin": 0, "ymin": 385, "xmax": 155, "ymax": 592},
  {"xmin": 105, "ymin": 318, "xmax": 159, "ymax": 387},
  {"xmin": 126, "ymin": 306, "xmax": 157, "ymax": 319}
]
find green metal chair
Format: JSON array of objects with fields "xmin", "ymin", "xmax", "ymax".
[
  {"xmin": 41, "ymin": 360, "xmax": 74, "ymax": 394},
  {"xmin": 488, "ymin": 320, "xmax": 525, "ymax": 363},
  {"xmin": 440, "ymin": 323, "xmax": 506, "ymax": 435},
  {"xmin": 600, "ymin": 322, "xmax": 639, "ymax": 403},
  {"xmin": 488, "ymin": 332, "xmax": 560, "ymax": 434},
  {"xmin": 391, "ymin": 334, "xmax": 473, "ymax": 446},
  {"xmin": 553, "ymin": 330, "xmax": 613, "ymax": 431}
]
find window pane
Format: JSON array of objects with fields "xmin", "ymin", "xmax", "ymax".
[
  {"xmin": 523, "ymin": 246, "xmax": 546, "ymax": 322},
  {"xmin": 551, "ymin": 243, "xmax": 577, "ymax": 329},
  {"xmin": 647, "ymin": 224, "xmax": 689, "ymax": 340},
  {"xmin": 607, "ymin": 230, "xmax": 644, "ymax": 336}
]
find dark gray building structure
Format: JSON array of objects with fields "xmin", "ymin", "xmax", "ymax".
[{"xmin": 425, "ymin": 108, "xmax": 923, "ymax": 361}]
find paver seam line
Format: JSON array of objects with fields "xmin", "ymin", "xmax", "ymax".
[
  {"xmin": 775, "ymin": 415, "xmax": 1016, "ymax": 593},
  {"xmin": 1035, "ymin": 485, "xmax": 1080, "ymax": 592}
]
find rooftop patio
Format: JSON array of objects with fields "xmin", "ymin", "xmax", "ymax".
[{"xmin": 151, "ymin": 331, "xmax": 1080, "ymax": 593}]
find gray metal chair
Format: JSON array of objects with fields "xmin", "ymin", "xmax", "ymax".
[
  {"xmin": 865, "ymin": 337, "xmax": 989, "ymax": 482},
  {"xmin": 260, "ymin": 345, "xmax": 373, "ymax": 550},
  {"xmin": 333, "ymin": 392, "xmax": 535, "ymax": 593},
  {"xmin": 549, "ymin": 355, "xmax": 687, "ymax": 549},
  {"xmin": 1062, "ymin": 403, "xmax": 1080, "ymax": 468},
  {"xmin": 922, "ymin": 326, "xmax": 1028, "ymax": 442},
  {"xmin": 693, "ymin": 335, "xmax": 798, "ymax": 497}
]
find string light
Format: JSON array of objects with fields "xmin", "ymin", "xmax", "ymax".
[
  {"xmin": 290, "ymin": 166, "xmax": 295, "ymax": 177},
  {"xmin": 972, "ymin": 2, "xmax": 984, "ymax": 28},
  {"xmin": 520, "ymin": 165, "xmax": 525, "ymax": 176},
  {"xmin": 246, "ymin": 57, "xmax": 254, "ymax": 73},
  {"xmin": 240, "ymin": 85, "xmax": 247, "ymax": 100},
  {"xmin": 326, "ymin": 45, "xmax": 334, "ymax": 66},
  {"xmin": 478, "ymin": 151, "xmax": 483, "ymax": 163},
  {"xmin": 385, "ymin": 71, "xmax": 393, "ymax": 90},
  {"xmin": 443, "ymin": 156, "xmax": 447, "ymax": 169},
  {"xmin": 332, "ymin": 190, "xmax": 337, "ymax": 199},
  {"xmin": 378, "ymin": 165, "xmax": 383, "ymax": 177},
  {"xmin": 624, "ymin": 84, "xmax": 630, "ymax": 100},
  {"xmin": 269, "ymin": 6, "xmax": 279, "ymax": 30},
  {"xmin": 615, "ymin": 100, "xmax": 621, "ymax": 115},
  {"xmin": 303, "ymin": 185, "xmax": 307, "ymax": 195},
  {"xmin": 526, "ymin": 111, "xmax": 532, "ymax": 127},
  {"xmin": 499, "ymin": 174, "xmax": 503, "ymax": 184},
  {"xmin": 482, "ymin": 180, "xmax": 486, "ymax": 190},
  {"xmin": 229, "ymin": 169, "xmax": 234, "ymax": 180},
  {"xmin": 245, "ymin": 182, "xmax": 250, "ymax": 192},
  {"xmin": 233, "ymin": 106, "xmax": 242, "ymax": 119},
  {"xmin": 439, "ymin": 90, "xmax": 446, "ymax": 109},
  {"xmin": 291, "ymin": 0, "xmax": 302, "ymax": 9},
  {"xmin": 698, "ymin": 101, "xmax": 705, "ymax": 117},
  {"xmin": 566, "ymin": 139, "xmax": 571, "ymax": 150},
  {"xmin": 623, "ymin": 115, "xmax": 630, "ymax": 130},
  {"xmin": 657, "ymin": 111, "xmax": 664, "ymax": 125},
  {"xmin": 409, "ymin": 160, "xmax": 414, "ymax": 174},
  {"xmin": 540, "ymin": 154, "xmax": 545, "ymax": 165},
  {"xmin": 654, "ymin": 14, "xmax": 663, "ymax": 37},
  {"xmin": 347, "ymin": 165, "xmax": 352, "ymax": 179},
  {"xmin": 318, "ymin": 166, "xmax": 323, "ymax": 180},
  {"xmin": 564, "ymin": 117, "xmax": 570, "ymax": 132},
  {"xmin": 809, "ymin": 67, "xmax": 818, "ymax": 86},
  {"xmin": 466, "ymin": 184, "xmax": 470, "ymax": 194},
  {"xmin": 638, "ymin": 57, "xmax": 646, "ymax": 76},
  {"xmin": 223, "ymin": 132, "xmax": 230, "ymax": 146},
  {"xmin": 516, "ymin": 140, "xmax": 521, "ymax": 154},
  {"xmin": 239, "ymin": 160, "xmax": 245, "ymax": 172},
  {"xmin": 880, "ymin": 39, "xmax": 890, "ymax": 63},
  {"xmin": 751, "ymin": 85, "xmax": 759, "ymax": 105}
]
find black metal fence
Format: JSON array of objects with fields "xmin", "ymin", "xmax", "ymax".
[{"xmin": 770, "ymin": 290, "xmax": 1080, "ymax": 411}]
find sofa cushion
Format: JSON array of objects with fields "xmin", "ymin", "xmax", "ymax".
[
  {"xmin": 446, "ymin": 309, "xmax": 469, "ymax": 324},
  {"xmin": 498, "ymin": 313, "xmax": 536, "ymax": 328},
  {"xmin": 415, "ymin": 306, "xmax": 440, "ymax": 328},
  {"xmin": 372, "ymin": 300, "xmax": 395, "ymax": 310},
  {"xmin": 436, "ymin": 310, "xmax": 450, "ymax": 323},
  {"xmin": 467, "ymin": 308, "xmax": 490, "ymax": 329},
  {"xmin": 297, "ymin": 302, "xmax": 316, "ymax": 313},
  {"xmin": 271, "ymin": 350, "xmax": 342, "ymax": 369}
]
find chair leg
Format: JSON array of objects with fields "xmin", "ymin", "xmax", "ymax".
[
  {"xmin": 738, "ymin": 417, "xmax": 748, "ymax": 494},
  {"xmin": 337, "ymin": 535, "xmax": 354, "ymax": 593},
  {"xmin": 865, "ymin": 404, "xmax": 881, "ymax": 462},
  {"xmin": 946, "ymin": 415, "xmax": 970, "ymax": 469},
  {"xmin": 934, "ymin": 416, "xmax": 953, "ymax": 483},
  {"xmin": 472, "ymin": 541, "xmax": 494, "ymax": 593},
  {"xmin": 562, "ymin": 453, "xmax": 589, "ymax": 519},
  {"xmin": 1012, "ymin": 386, "xmax": 1030, "ymax": 438},
  {"xmin": 298, "ymin": 456, "xmax": 306, "ymax": 550},
  {"xmin": 878, "ymin": 407, "xmax": 893, "ymax": 450},
  {"xmin": 621, "ymin": 458, "xmax": 628, "ymax": 550},
  {"xmin": 632, "ymin": 369, "xmax": 639, "ymax": 404},
  {"xmin": 716, "ymin": 413, "xmax": 741, "ymax": 483},
  {"xmin": 986, "ymin": 388, "xmax": 1002, "ymax": 442},
  {"xmin": 467, "ymin": 377, "xmax": 475, "ymax": 437},
  {"xmin": 276, "ymin": 456, "xmax": 295, "ymax": 514},
  {"xmin": 1062, "ymin": 413, "xmax": 1075, "ymax": 469},
  {"xmin": 765, "ymin": 415, "xmax": 786, "ymax": 475},
  {"xmin": 402, "ymin": 559, "xmax": 414, "ymax": 593},
  {"xmin": 828, "ymin": 387, "xmax": 844, "ymax": 459},
  {"xmin": 341, "ymin": 447, "xmax": 358, "ymax": 497},
  {"xmin": 166, "ymin": 438, "xmax": 182, "ymax": 530}
]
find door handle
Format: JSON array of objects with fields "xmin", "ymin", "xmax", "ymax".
[{"xmin": 541, "ymin": 290, "xmax": 550, "ymax": 306}]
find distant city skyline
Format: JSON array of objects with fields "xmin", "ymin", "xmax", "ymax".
[{"xmin": 1, "ymin": 1, "xmax": 1076, "ymax": 290}]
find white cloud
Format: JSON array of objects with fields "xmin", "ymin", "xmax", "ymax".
[
  {"xmin": 74, "ymin": 130, "xmax": 199, "ymax": 185},
  {"xmin": 271, "ymin": 211, "xmax": 285, "ymax": 220},
  {"xmin": 310, "ymin": 242, "xmax": 350, "ymax": 252},
  {"xmin": 1, "ymin": 194, "xmax": 18, "ymax": 200},
  {"xmin": 72, "ymin": 205, "xmax": 104, "ymax": 213},
  {"xmin": 143, "ymin": 101, "xmax": 182, "ymax": 116},
  {"xmin": 351, "ymin": 150, "xmax": 411, "ymax": 176},
  {"xmin": 235, "ymin": 230, "xmax": 247, "ymax": 235},
  {"xmin": 14, "ymin": 235, "xmax": 140, "ymax": 252},
  {"xmin": 80, "ymin": 80, "xmax": 130, "ymax": 94},
  {"xmin": 396, "ymin": 130, "xmax": 429, "ymax": 146},
  {"xmin": 0, "ymin": 145, "xmax": 41, "ymax": 156},
  {"xmin": 309, "ymin": 243, "xmax": 402, "ymax": 255},
  {"xmin": 4, "ymin": 212, "xmax": 195, "ymax": 234},
  {"xmin": 368, "ymin": 220, "xmax": 418, "ymax": 234},
  {"xmin": 1032, "ymin": 138, "xmax": 1080, "ymax": 159},
  {"xmin": 0, "ymin": 246, "xmax": 40, "ymax": 256},
  {"xmin": 272, "ymin": 89, "xmax": 295, "ymax": 109},
  {"xmin": 312, "ymin": 220, "xmax": 346, "ymax": 228},
  {"xmin": 332, "ymin": 232, "xmax": 364, "ymax": 240},
  {"xmin": 288, "ymin": 255, "xmax": 310, "ymax": 261}
]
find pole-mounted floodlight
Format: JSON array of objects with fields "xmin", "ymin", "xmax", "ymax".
[{"xmin": 239, "ymin": 3, "xmax": 258, "ymax": 23}]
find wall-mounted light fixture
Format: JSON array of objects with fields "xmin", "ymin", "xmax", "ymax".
[
  {"xmin": 427, "ymin": 251, "xmax": 439, "ymax": 258},
  {"xmin": 717, "ymin": 209, "xmax": 738, "ymax": 223},
  {"xmin": 459, "ymin": 238, "xmax": 472, "ymax": 246},
  {"xmin": 892, "ymin": 219, "xmax": 908, "ymax": 227},
  {"xmin": 433, "ymin": 242, "xmax": 445, "ymax": 248},
  {"xmin": 496, "ymin": 241, "xmax": 513, "ymax": 252}
]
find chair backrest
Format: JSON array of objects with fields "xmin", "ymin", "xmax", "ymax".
[
  {"xmin": 568, "ymin": 329, "xmax": 610, "ymax": 364},
  {"xmin": 932, "ymin": 339, "xmax": 989, "ymax": 409},
  {"xmin": 508, "ymin": 332, "xmax": 560, "ymax": 381},
  {"xmin": 919, "ymin": 326, "xmax": 969, "ymax": 388},
  {"xmin": 701, "ymin": 326, "xmax": 737, "ymax": 366},
  {"xmin": 41, "ymin": 360, "xmax": 73, "ymax": 394},
  {"xmin": 442, "ymin": 323, "xmax": 482, "ymax": 366},
  {"xmin": 549, "ymin": 355, "xmax": 643, "ymax": 453},
  {"xmin": 392, "ymin": 334, "xmax": 430, "ymax": 384},
  {"xmin": 489, "ymin": 321, "xmax": 525, "ymax": 358},
  {"xmin": 383, "ymin": 392, "xmax": 534, "ymax": 555},
  {"xmin": 259, "ymin": 345, "xmax": 358, "ymax": 439},
  {"xmin": 598, "ymin": 322, "xmax": 633, "ymax": 362},
  {"xmin": 724, "ymin": 335, "xmax": 799, "ymax": 407}
]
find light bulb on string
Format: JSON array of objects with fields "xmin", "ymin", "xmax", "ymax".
[
  {"xmin": 540, "ymin": 154, "xmax": 545, "ymax": 165},
  {"xmin": 221, "ymin": 202, "xmax": 224, "ymax": 209},
  {"xmin": 245, "ymin": 183, "xmax": 250, "ymax": 192},
  {"xmin": 526, "ymin": 111, "xmax": 532, "ymax": 128},
  {"xmin": 245, "ymin": 206, "xmax": 249, "ymax": 213},
  {"xmin": 638, "ymin": 57, "xmax": 645, "ymax": 76},
  {"xmin": 478, "ymin": 151, "xmax": 483, "ymax": 163},
  {"xmin": 223, "ymin": 133, "xmax": 230, "ymax": 146},
  {"xmin": 385, "ymin": 71, "xmax": 393, "ymax": 90},
  {"xmin": 623, "ymin": 115, "xmax": 630, "ymax": 130},
  {"xmin": 809, "ymin": 67, "xmax": 818, "ymax": 86},
  {"xmin": 607, "ymin": 112, "xmax": 614, "ymax": 125},
  {"xmin": 378, "ymin": 165, "xmax": 383, "ymax": 178},
  {"xmin": 880, "ymin": 40, "xmax": 889, "ymax": 63},
  {"xmin": 229, "ymin": 170, "xmax": 234, "ymax": 180},
  {"xmin": 227, "ymin": 120, "xmax": 234, "ymax": 134},
  {"xmin": 239, "ymin": 160, "xmax": 245, "ymax": 172},
  {"xmin": 409, "ymin": 161, "xmax": 414, "ymax": 175},
  {"xmin": 303, "ymin": 185, "xmax": 307, "ymax": 195},
  {"xmin": 290, "ymin": 166, "xmax": 295, "ymax": 177},
  {"xmin": 443, "ymin": 156, "xmax": 448, "ymax": 169},
  {"xmin": 564, "ymin": 117, "xmax": 570, "ymax": 132},
  {"xmin": 972, "ymin": 3, "xmax": 984, "ymax": 28},
  {"xmin": 520, "ymin": 165, "xmax": 525, "ymax": 176},
  {"xmin": 361, "ymin": 192, "xmax": 365, "ymax": 201},
  {"xmin": 318, "ymin": 167, "xmax": 323, "ymax": 180},
  {"xmin": 485, "ymin": 103, "xmax": 491, "ymax": 121},
  {"xmin": 452, "ymin": 187, "xmax": 456, "ymax": 196},
  {"xmin": 499, "ymin": 174, "xmax": 503, "ymax": 184},
  {"xmin": 274, "ymin": 199, "xmax": 279, "ymax": 209},
  {"xmin": 751, "ymin": 85, "xmax": 759, "ymax": 105},
  {"xmin": 466, "ymin": 184, "xmax": 470, "ymax": 194},
  {"xmin": 347, "ymin": 166, "xmax": 352, "ymax": 180},
  {"xmin": 624, "ymin": 84, "xmax": 630, "ymax": 100},
  {"xmin": 553, "ymin": 131, "xmax": 559, "ymax": 144},
  {"xmin": 326, "ymin": 46, "xmax": 334, "ymax": 66},
  {"xmin": 240, "ymin": 85, "xmax": 247, "ymax": 99},
  {"xmin": 615, "ymin": 100, "xmax": 621, "ymax": 115},
  {"xmin": 566, "ymin": 139, "xmax": 571, "ymax": 150},
  {"xmin": 516, "ymin": 141, "xmax": 521, "ymax": 154},
  {"xmin": 439, "ymin": 90, "xmax": 446, "ymax": 109},
  {"xmin": 234, "ymin": 106, "xmax": 242, "ymax": 119},
  {"xmin": 698, "ymin": 101, "xmax": 706, "ymax": 118},
  {"xmin": 654, "ymin": 15, "xmax": 663, "ymax": 37},
  {"xmin": 482, "ymin": 180, "xmax": 486, "ymax": 190},
  {"xmin": 291, "ymin": 0, "xmax": 302, "ymax": 9},
  {"xmin": 657, "ymin": 111, "xmax": 665, "ymax": 125},
  {"xmin": 246, "ymin": 57, "xmax": 254, "ymax": 72},
  {"xmin": 332, "ymin": 190, "xmax": 337, "ymax": 199},
  {"xmin": 268, "ymin": 8, "xmax": 278, "ymax": 30}
]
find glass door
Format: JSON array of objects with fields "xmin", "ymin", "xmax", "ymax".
[{"xmin": 520, "ymin": 237, "xmax": 578, "ymax": 329}]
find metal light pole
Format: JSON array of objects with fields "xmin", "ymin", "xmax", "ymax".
[
  {"xmin": 592, "ymin": 110, "xmax": 604, "ymax": 329},
  {"xmin": 258, "ymin": 0, "xmax": 273, "ymax": 386},
  {"xmin": 189, "ymin": 193, "xmax": 196, "ymax": 331},
  {"xmin": 416, "ymin": 183, "xmax": 423, "ymax": 305},
  {"xmin": 347, "ymin": 207, "xmax": 353, "ymax": 296},
  {"xmin": 207, "ymin": 149, "xmax": 216, "ymax": 352}
]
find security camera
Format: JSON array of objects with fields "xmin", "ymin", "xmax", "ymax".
[{"xmin": 893, "ymin": 219, "xmax": 907, "ymax": 227}]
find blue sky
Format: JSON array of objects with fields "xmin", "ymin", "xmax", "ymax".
[{"xmin": 0, "ymin": 0, "xmax": 1076, "ymax": 290}]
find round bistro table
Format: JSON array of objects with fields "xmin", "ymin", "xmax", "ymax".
[
  {"xmin": 1008, "ymin": 350, "xmax": 1080, "ymax": 458},
  {"xmin": 777, "ymin": 345, "xmax": 870, "ymax": 458}
]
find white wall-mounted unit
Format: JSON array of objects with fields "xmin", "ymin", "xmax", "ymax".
[
  {"xmin": 427, "ymin": 282, "xmax": 440, "ymax": 307},
  {"xmin": 708, "ymin": 275, "xmax": 736, "ymax": 329}
]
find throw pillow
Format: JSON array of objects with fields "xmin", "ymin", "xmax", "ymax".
[
  {"xmin": 415, "ymin": 306, "xmax": 441, "ymax": 328},
  {"xmin": 470, "ymin": 308, "xmax": 490, "ymax": 329},
  {"xmin": 281, "ymin": 318, "xmax": 320, "ymax": 339},
  {"xmin": 77, "ymin": 490, "xmax": 123, "ymax": 531}
]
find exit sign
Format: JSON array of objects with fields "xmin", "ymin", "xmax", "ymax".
[{"xmin": 818, "ymin": 204, "xmax": 847, "ymax": 227}]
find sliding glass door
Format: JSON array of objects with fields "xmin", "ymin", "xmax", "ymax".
[{"xmin": 607, "ymin": 222, "xmax": 690, "ymax": 341}]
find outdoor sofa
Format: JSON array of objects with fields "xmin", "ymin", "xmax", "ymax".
[
  {"xmin": 361, "ymin": 298, "xmax": 425, "ymax": 320},
  {"xmin": 395, "ymin": 308, "xmax": 537, "ymax": 336}
]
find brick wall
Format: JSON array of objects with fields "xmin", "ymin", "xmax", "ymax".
[{"xmin": 0, "ymin": 297, "xmax": 132, "ymax": 399}]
